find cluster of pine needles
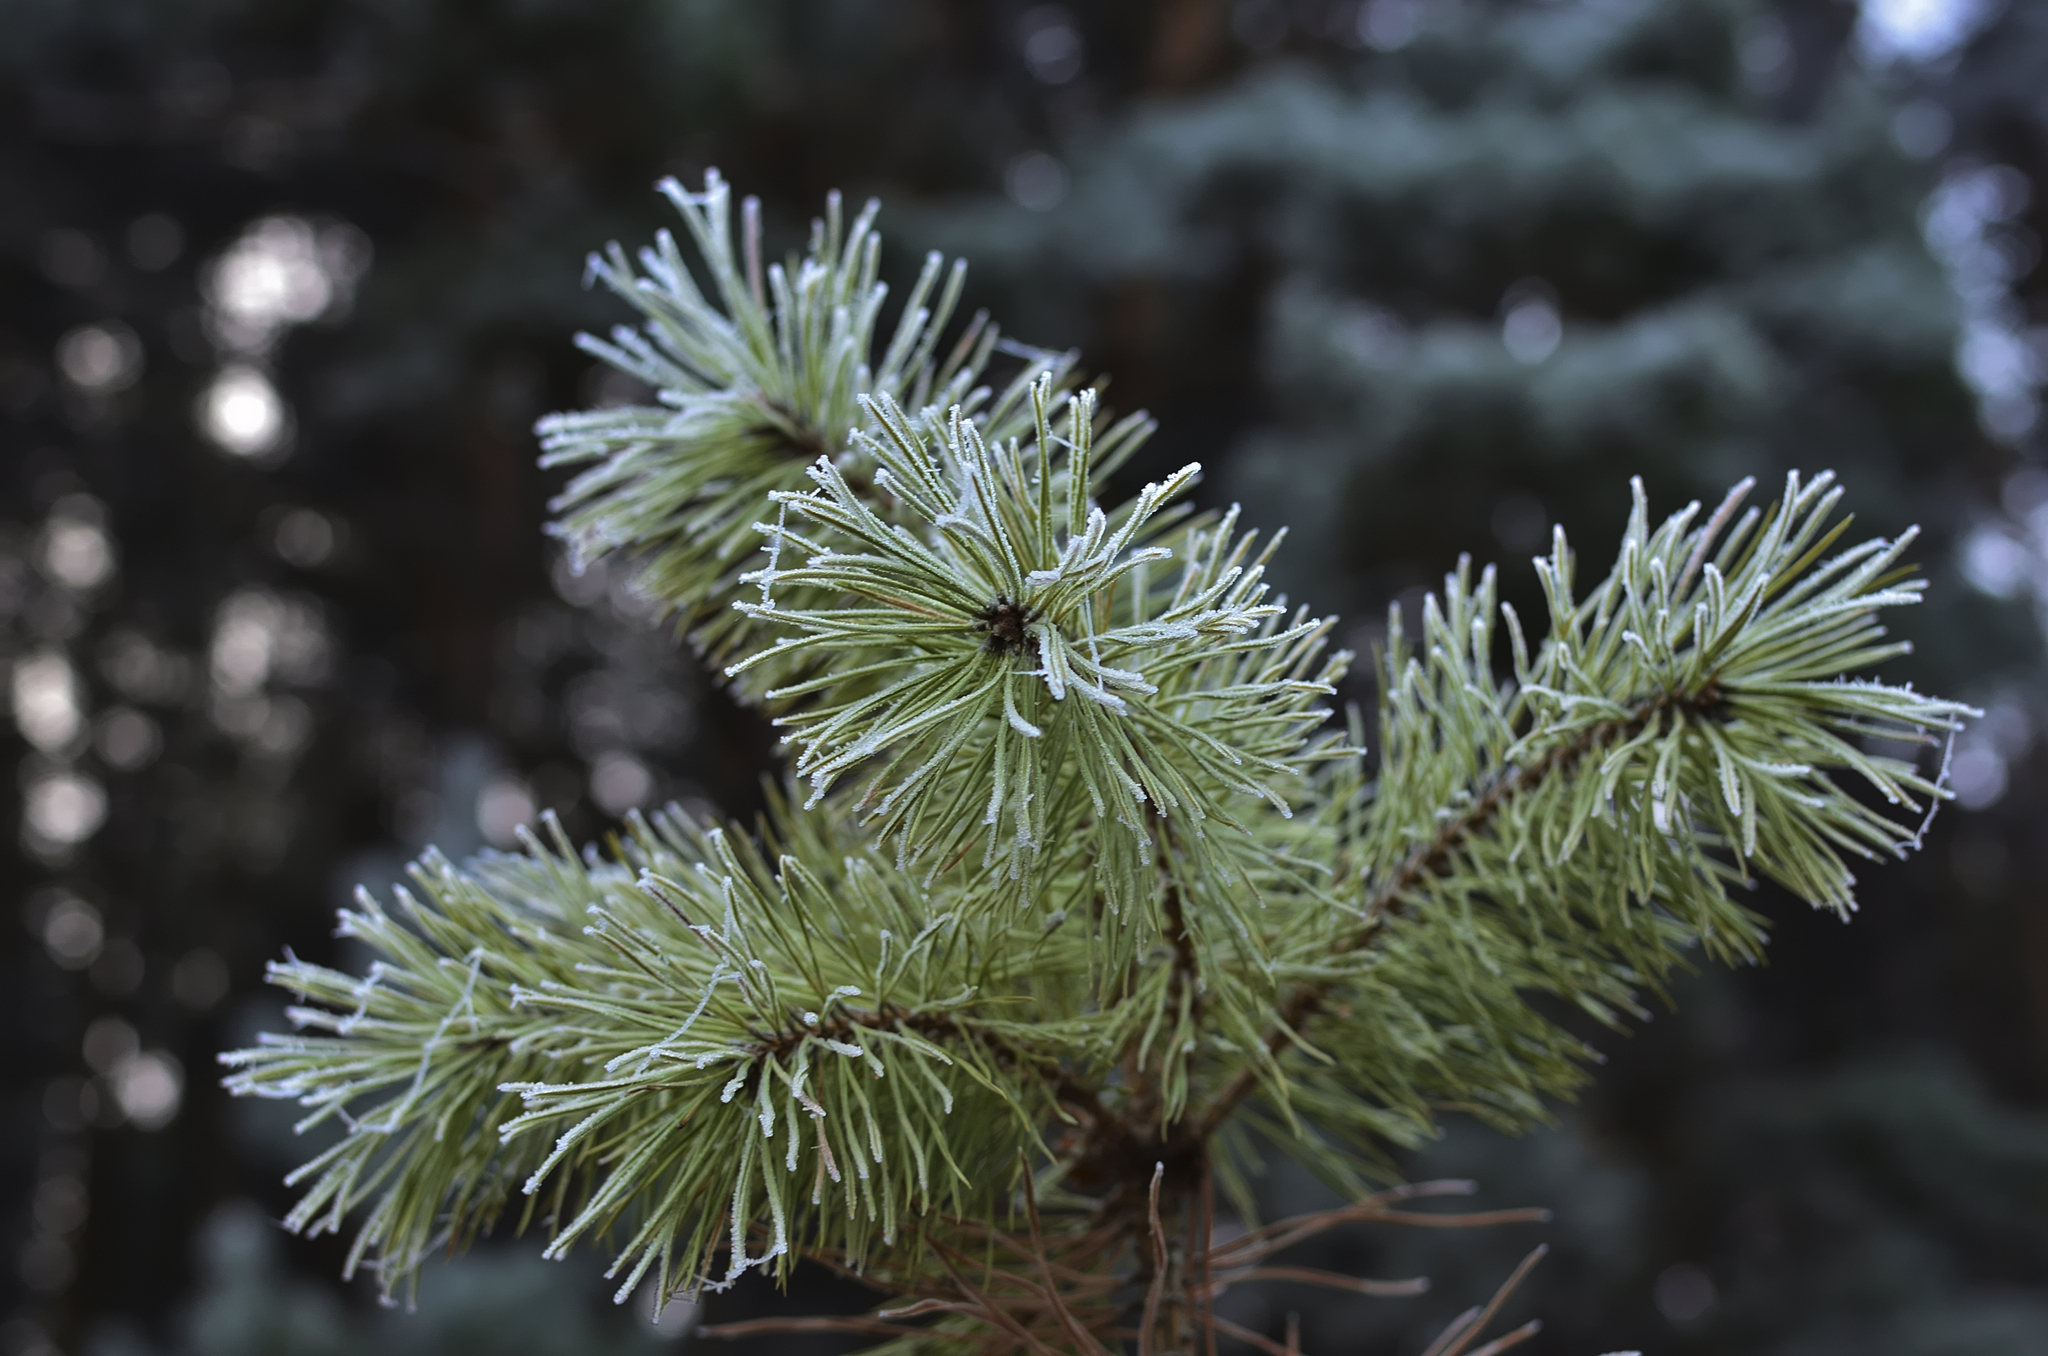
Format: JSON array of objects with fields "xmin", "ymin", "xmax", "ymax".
[{"xmin": 223, "ymin": 172, "xmax": 1969, "ymax": 1353}]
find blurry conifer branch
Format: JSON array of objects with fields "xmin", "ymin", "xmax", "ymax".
[{"xmin": 224, "ymin": 173, "xmax": 1973, "ymax": 1353}]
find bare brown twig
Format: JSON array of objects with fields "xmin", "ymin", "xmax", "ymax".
[
  {"xmin": 1421, "ymin": 1245, "xmax": 1548, "ymax": 1356},
  {"xmin": 1198, "ymin": 1160, "xmax": 1218, "ymax": 1356},
  {"xmin": 1022, "ymin": 1154, "xmax": 1117, "ymax": 1356},
  {"xmin": 1207, "ymin": 1187, "xmax": 1548, "ymax": 1267},
  {"xmin": 1462, "ymin": 1323, "xmax": 1543, "ymax": 1356},
  {"xmin": 699, "ymin": 1315, "xmax": 942, "ymax": 1341},
  {"xmin": 1139, "ymin": 1162, "xmax": 1169, "ymax": 1356},
  {"xmin": 1210, "ymin": 1266, "xmax": 1428, "ymax": 1298},
  {"xmin": 930, "ymin": 1239, "xmax": 1068, "ymax": 1356},
  {"xmin": 697, "ymin": 1180, "xmax": 1551, "ymax": 1356},
  {"xmin": 1206, "ymin": 1311, "xmax": 1294, "ymax": 1356}
]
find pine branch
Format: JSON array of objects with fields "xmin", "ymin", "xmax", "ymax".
[
  {"xmin": 1188, "ymin": 678, "xmax": 1714, "ymax": 1141},
  {"xmin": 225, "ymin": 800, "xmax": 1096, "ymax": 1304},
  {"xmin": 225, "ymin": 175, "xmax": 1973, "ymax": 1352},
  {"xmin": 1187, "ymin": 472, "xmax": 1970, "ymax": 1166},
  {"xmin": 729, "ymin": 377, "xmax": 1344, "ymax": 922},
  {"xmin": 537, "ymin": 170, "xmax": 1103, "ymax": 669}
]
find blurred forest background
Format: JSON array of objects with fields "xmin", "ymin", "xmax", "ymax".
[{"xmin": 3, "ymin": 0, "xmax": 2047, "ymax": 1353}]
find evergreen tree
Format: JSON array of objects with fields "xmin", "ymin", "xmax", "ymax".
[{"xmin": 223, "ymin": 169, "xmax": 1968, "ymax": 1354}]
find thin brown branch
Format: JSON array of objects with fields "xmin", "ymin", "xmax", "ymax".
[
  {"xmin": 1205, "ymin": 1180, "xmax": 1477, "ymax": 1262},
  {"xmin": 876, "ymin": 1298, "xmax": 971, "ymax": 1320},
  {"xmin": 1210, "ymin": 1266, "xmax": 1428, "ymax": 1298},
  {"xmin": 949, "ymin": 1235, "xmax": 1123, "ymax": 1290},
  {"xmin": 728, "ymin": 1180, "xmax": 1541, "ymax": 1356},
  {"xmin": 1418, "ymin": 1307, "xmax": 1483, "ymax": 1356},
  {"xmin": 1210, "ymin": 1200, "xmax": 1547, "ymax": 1267},
  {"xmin": 1199, "ymin": 1160, "xmax": 1218, "ymax": 1356},
  {"xmin": 1204, "ymin": 1313, "xmax": 1293, "ymax": 1356},
  {"xmin": 931, "ymin": 1241, "xmax": 1069, "ymax": 1356},
  {"xmin": 924, "ymin": 1235, "xmax": 1065, "ymax": 1312},
  {"xmin": 1437, "ymin": 1245, "xmax": 1548, "ymax": 1356},
  {"xmin": 1364, "ymin": 1208, "xmax": 1553, "ymax": 1231},
  {"xmin": 1206, "ymin": 1202, "xmax": 1383, "ymax": 1264},
  {"xmin": 1020, "ymin": 1154, "xmax": 1117, "ymax": 1356},
  {"xmin": 1139, "ymin": 1162, "xmax": 1168, "ymax": 1356},
  {"xmin": 944, "ymin": 1219, "xmax": 1126, "ymax": 1289},
  {"xmin": 1371, "ymin": 1179, "xmax": 1482, "ymax": 1204},
  {"xmin": 1462, "ymin": 1322, "xmax": 1543, "ymax": 1356},
  {"xmin": 698, "ymin": 1316, "xmax": 940, "ymax": 1341}
]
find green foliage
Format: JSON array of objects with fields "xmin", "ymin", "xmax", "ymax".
[
  {"xmin": 1216, "ymin": 471, "xmax": 1963, "ymax": 1203},
  {"xmin": 225, "ymin": 176, "xmax": 1971, "ymax": 1338},
  {"xmin": 224, "ymin": 805, "xmax": 1086, "ymax": 1304},
  {"xmin": 537, "ymin": 170, "xmax": 1078, "ymax": 660},
  {"xmin": 730, "ymin": 380, "xmax": 1339, "ymax": 917}
]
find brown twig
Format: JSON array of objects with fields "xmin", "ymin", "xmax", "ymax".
[
  {"xmin": 923, "ymin": 1234, "xmax": 1070, "ymax": 1315},
  {"xmin": 1209, "ymin": 1199, "xmax": 1547, "ymax": 1267},
  {"xmin": 698, "ymin": 1315, "xmax": 941, "ymax": 1341},
  {"xmin": 875, "ymin": 1298, "xmax": 970, "ymax": 1320},
  {"xmin": 1210, "ymin": 1266, "xmax": 1428, "ymax": 1298},
  {"xmin": 930, "ymin": 1240, "xmax": 1069, "ymax": 1356},
  {"xmin": 941, "ymin": 1228, "xmax": 1123, "ymax": 1290},
  {"xmin": 1369, "ymin": 1179, "xmax": 1483, "ymax": 1204},
  {"xmin": 1419, "ymin": 1306, "xmax": 1483, "ymax": 1356},
  {"xmin": 1020, "ymin": 1154, "xmax": 1117, "ymax": 1356},
  {"xmin": 1362, "ymin": 1208, "xmax": 1553, "ymax": 1231},
  {"xmin": 945, "ymin": 1218, "xmax": 1127, "ymax": 1289},
  {"xmin": 1198, "ymin": 1160, "xmax": 1218, "ymax": 1356},
  {"xmin": 1432, "ymin": 1245, "xmax": 1548, "ymax": 1356},
  {"xmin": 1206, "ymin": 1199, "xmax": 1395, "ymax": 1263},
  {"xmin": 1205, "ymin": 1179, "xmax": 1476, "ymax": 1260},
  {"xmin": 1462, "ymin": 1322, "xmax": 1543, "ymax": 1356},
  {"xmin": 714, "ymin": 1176, "xmax": 1548, "ymax": 1356},
  {"xmin": 1204, "ymin": 1312, "xmax": 1294, "ymax": 1356},
  {"xmin": 1139, "ymin": 1162, "xmax": 1168, "ymax": 1356}
]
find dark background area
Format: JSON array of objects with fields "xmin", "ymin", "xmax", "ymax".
[{"xmin": 3, "ymin": 1, "xmax": 2047, "ymax": 1353}]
